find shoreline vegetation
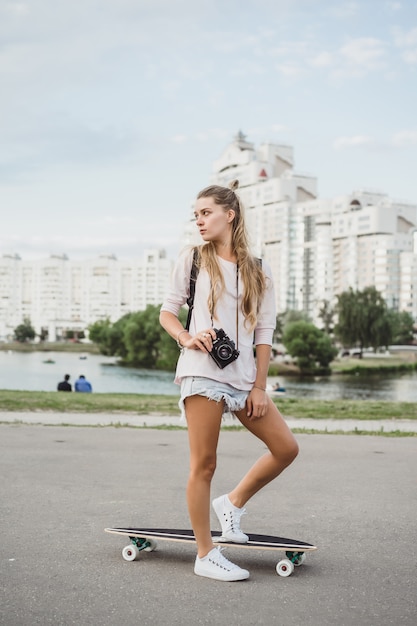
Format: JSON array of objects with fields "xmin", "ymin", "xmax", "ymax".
[
  {"xmin": 1, "ymin": 342, "xmax": 416, "ymax": 425},
  {"xmin": 1, "ymin": 341, "xmax": 416, "ymax": 376},
  {"xmin": 0, "ymin": 390, "xmax": 416, "ymax": 422},
  {"xmin": 0, "ymin": 342, "xmax": 100, "ymax": 354}
]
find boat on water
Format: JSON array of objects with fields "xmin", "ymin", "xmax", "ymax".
[{"xmin": 267, "ymin": 384, "xmax": 286, "ymax": 396}]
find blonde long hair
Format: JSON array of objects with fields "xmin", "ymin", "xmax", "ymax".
[{"xmin": 195, "ymin": 180, "xmax": 266, "ymax": 331}]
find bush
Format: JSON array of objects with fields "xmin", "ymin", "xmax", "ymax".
[{"xmin": 283, "ymin": 321, "xmax": 337, "ymax": 375}]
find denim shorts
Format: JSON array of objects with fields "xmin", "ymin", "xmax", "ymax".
[{"xmin": 179, "ymin": 376, "xmax": 249, "ymax": 421}]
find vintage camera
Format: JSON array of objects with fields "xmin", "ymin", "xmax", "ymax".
[{"xmin": 209, "ymin": 328, "xmax": 240, "ymax": 369}]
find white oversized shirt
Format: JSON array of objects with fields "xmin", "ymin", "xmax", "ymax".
[{"xmin": 161, "ymin": 248, "xmax": 276, "ymax": 390}]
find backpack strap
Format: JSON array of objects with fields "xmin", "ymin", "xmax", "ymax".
[{"xmin": 185, "ymin": 247, "xmax": 199, "ymax": 331}]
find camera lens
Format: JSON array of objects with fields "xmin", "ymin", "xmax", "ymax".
[{"xmin": 218, "ymin": 343, "xmax": 232, "ymax": 360}]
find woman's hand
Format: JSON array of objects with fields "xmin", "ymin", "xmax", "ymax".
[
  {"xmin": 183, "ymin": 328, "xmax": 216, "ymax": 353},
  {"xmin": 246, "ymin": 387, "xmax": 269, "ymax": 420}
]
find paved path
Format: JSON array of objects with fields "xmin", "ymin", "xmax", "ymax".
[
  {"xmin": 1, "ymin": 424, "xmax": 416, "ymax": 626},
  {"xmin": 1, "ymin": 410, "xmax": 417, "ymax": 433}
]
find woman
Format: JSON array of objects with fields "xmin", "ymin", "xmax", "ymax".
[{"xmin": 159, "ymin": 180, "xmax": 298, "ymax": 581}]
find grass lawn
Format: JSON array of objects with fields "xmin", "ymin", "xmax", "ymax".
[
  {"xmin": 331, "ymin": 354, "xmax": 417, "ymax": 374},
  {"xmin": 0, "ymin": 389, "xmax": 415, "ymax": 421}
]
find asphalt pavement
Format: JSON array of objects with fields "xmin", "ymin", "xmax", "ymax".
[{"xmin": 1, "ymin": 423, "xmax": 416, "ymax": 626}]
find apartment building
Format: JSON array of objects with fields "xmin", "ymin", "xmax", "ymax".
[
  {"xmin": 2, "ymin": 132, "xmax": 416, "ymax": 339},
  {"xmin": 0, "ymin": 249, "xmax": 172, "ymax": 341},
  {"xmin": 300, "ymin": 192, "xmax": 417, "ymax": 321},
  {"xmin": 184, "ymin": 131, "xmax": 417, "ymax": 324}
]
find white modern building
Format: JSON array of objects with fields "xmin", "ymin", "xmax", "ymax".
[
  {"xmin": 0, "ymin": 249, "xmax": 172, "ymax": 341},
  {"xmin": 2, "ymin": 132, "xmax": 417, "ymax": 340},
  {"xmin": 184, "ymin": 131, "xmax": 417, "ymax": 324}
]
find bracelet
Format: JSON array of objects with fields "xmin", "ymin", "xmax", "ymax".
[
  {"xmin": 253, "ymin": 385, "xmax": 266, "ymax": 391},
  {"xmin": 176, "ymin": 329, "xmax": 188, "ymax": 349}
]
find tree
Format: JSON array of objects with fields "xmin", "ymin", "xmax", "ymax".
[
  {"xmin": 88, "ymin": 319, "xmax": 113, "ymax": 354},
  {"xmin": 88, "ymin": 316, "xmax": 131, "ymax": 358},
  {"xmin": 388, "ymin": 310, "xmax": 414, "ymax": 345},
  {"xmin": 283, "ymin": 320, "xmax": 337, "ymax": 374},
  {"xmin": 88, "ymin": 319, "xmax": 110, "ymax": 344},
  {"xmin": 156, "ymin": 308, "xmax": 187, "ymax": 370},
  {"xmin": 39, "ymin": 328, "xmax": 49, "ymax": 342},
  {"xmin": 335, "ymin": 287, "xmax": 392, "ymax": 355},
  {"xmin": 274, "ymin": 310, "xmax": 311, "ymax": 343},
  {"xmin": 122, "ymin": 307, "xmax": 162, "ymax": 368},
  {"xmin": 88, "ymin": 306, "xmax": 187, "ymax": 370},
  {"xmin": 334, "ymin": 288, "xmax": 361, "ymax": 349},
  {"xmin": 122, "ymin": 305, "xmax": 188, "ymax": 369},
  {"xmin": 318, "ymin": 299, "xmax": 335, "ymax": 334},
  {"xmin": 14, "ymin": 317, "xmax": 36, "ymax": 343}
]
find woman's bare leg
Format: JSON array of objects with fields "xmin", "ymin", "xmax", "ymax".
[
  {"xmin": 184, "ymin": 395, "xmax": 223, "ymax": 557},
  {"xmin": 229, "ymin": 397, "xmax": 299, "ymax": 508}
]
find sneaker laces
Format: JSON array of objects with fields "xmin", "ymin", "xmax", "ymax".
[
  {"xmin": 227, "ymin": 507, "xmax": 246, "ymax": 533},
  {"xmin": 211, "ymin": 547, "xmax": 239, "ymax": 571}
]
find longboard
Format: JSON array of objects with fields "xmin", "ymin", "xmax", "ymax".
[{"xmin": 105, "ymin": 527, "xmax": 317, "ymax": 577}]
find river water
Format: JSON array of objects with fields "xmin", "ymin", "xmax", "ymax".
[{"xmin": 0, "ymin": 351, "xmax": 416, "ymax": 402}]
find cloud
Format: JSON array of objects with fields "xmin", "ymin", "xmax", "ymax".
[
  {"xmin": 0, "ymin": 0, "xmax": 207, "ymax": 100},
  {"xmin": 397, "ymin": 27, "xmax": 417, "ymax": 47},
  {"xmin": 275, "ymin": 33, "xmax": 390, "ymax": 80},
  {"xmin": 276, "ymin": 62, "xmax": 303, "ymax": 77},
  {"xmin": 393, "ymin": 26, "xmax": 417, "ymax": 64},
  {"xmin": 339, "ymin": 37, "xmax": 386, "ymax": 72},
  {"xmin": 271, "ymin": 124, "xmax": 289, "ymax": 133},
  {"xmin": 0, "ymin": 224, "xmax": 184, "ymax": 260},
  {"xmin": 327, "ymin": 2, "xmax": 360, "ymax": 18},
  {"xmin": 392, "ymin": 129, "xmax": 417, "ymax": 147},
  {"xmin": 309, "ymin": 51, "xmax": 334, "ymax": 68},
  {"xmin": 229, "ymin": 60, "xmax": 267, "ymax": 77},
  {"xmin": 334, "ymin": 135, "xmax": 375, "ymax": 149},
  {"xmin": 307, "ymin": 37, "xmax": 388, "ymax": 79},
  {"xmin": 170, "ymin": 128, "xmax": 229, "ymax": 144},
  {"xmin": 402, "ymin": 49, "xmax": 417, "ymax": 64},
  {"xmin": 0, "ymin": 113, "xmax": 138, "ymax": 182},
  {"xmin": 334, "ymin": 130, "xmax": 417, "ymax": 151},
  {"xmin": 385, "ymin": 1, "xmax": 402, "ymax": 10},
  {"xmin": 2, "ymin": 1, "xmax": 29, "ymax": 17},
  {"xmin": 170, "ymin": 134, "xmax": 188, "ymax": 144}
]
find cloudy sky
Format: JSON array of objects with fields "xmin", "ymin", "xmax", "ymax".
[{"xmin": 1, "ymin": 0, "xmax": 416, "ymax": 260}]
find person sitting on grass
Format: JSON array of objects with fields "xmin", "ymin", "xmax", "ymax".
[
  {"xmin": 74, "ymin": 375, "xmax": 92, "ymax": 393},
  {"xmin": 57, "ymin": 374, "xmax": 72, "ymax": 392}
]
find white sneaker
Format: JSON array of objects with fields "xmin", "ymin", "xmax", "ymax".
[
  {"xmin": 194, "ymin": 547, "xmax": 249, "ymax": 581},
  {"xmin": 212, "ymin": 494, "xmax": 249, "ymax": 543}
]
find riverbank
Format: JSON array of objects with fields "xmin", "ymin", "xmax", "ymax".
[
  {"xmin": 269, "ymin": 350, "xmax": 417, "ymax": 376},
  {"xmin": 0, "ymin": 390, "xmax": 416, "ymax": 423},
  {"xmin": 0, "ymin": 341, "xmax": 99, "ymax": 353},
  {"xmin": 330, "ymin": 351, "xmax": 417, "ymax": 375},
  {"xmin": 2, "ymin": 342, "xmax": 416, "ymax": 378}
]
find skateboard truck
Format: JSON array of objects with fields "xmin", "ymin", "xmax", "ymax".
[{"xmin": 121, "ymin": 536, "xmax": 158, "ymax": 562}]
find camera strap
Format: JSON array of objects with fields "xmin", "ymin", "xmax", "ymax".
[
  {"xmin": 209, "ymin": 264, "xmax": 239, "ymax": 350},
  {"xmin": 186, "ymin": 248, "xmax": 260, "ymax": 350},
  {"xmin": 235, "ymin": 265, "xmax": 239, "ymax": 350},
  {"xmin": 185, "ymin": 247, "xmax": 199, "ymax": 332}
]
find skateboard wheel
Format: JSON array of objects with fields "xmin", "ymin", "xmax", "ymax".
[
  {"xmin": 276, "ymin": 559, "xmax": 295, "ymax": 577},
  {"xmin": 143, "ymin": 539, "xmax": 157, "ymax": 552},
  {"xmin": 122, "ymin": 544, "xmax": 140, "ymax": 561}
]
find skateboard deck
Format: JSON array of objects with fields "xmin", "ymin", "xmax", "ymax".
[{"xmin": 105, "ymin": 527, "xmax": 317, "ymax": 577}]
